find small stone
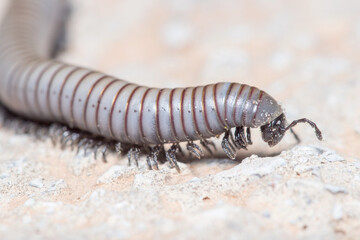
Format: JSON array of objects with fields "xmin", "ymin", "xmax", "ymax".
[
  {"xmin": 324, "ymin": 184, "xmax": 347, "ymax": 194},
  {"xmin": 29, "ymin": 179, "xmax": 43, "ymax": 188}
]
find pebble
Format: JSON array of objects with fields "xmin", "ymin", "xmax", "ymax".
[
  {"xmin": 29, "ymin": 179, "xmax": 44, "ymax": 188},
  {"xmin": 324, "ymin": 184, "xmax": 348, "ymax": 194}
]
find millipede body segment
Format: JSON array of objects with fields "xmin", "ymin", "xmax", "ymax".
[{"xmin": 0, "ymin": 0, "xmax": 323, "ymax": 171}]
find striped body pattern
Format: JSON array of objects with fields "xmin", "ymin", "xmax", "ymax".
[{"xmin": 0, "ymin": 0, "xmax": 322, "ymax": 170}]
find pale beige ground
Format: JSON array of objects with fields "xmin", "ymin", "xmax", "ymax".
[{"xmin": 0, "ymin": 0, "xmax": 359, "ymax": 239}]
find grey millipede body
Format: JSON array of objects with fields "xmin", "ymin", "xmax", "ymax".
[{"xmin": 0, "ymin": 0, "xmax": 323, "ymax": 171}]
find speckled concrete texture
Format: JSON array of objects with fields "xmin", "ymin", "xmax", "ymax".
[{"xmin": 0, "ymin": 0, "xmax": 359, "ymax": 239}]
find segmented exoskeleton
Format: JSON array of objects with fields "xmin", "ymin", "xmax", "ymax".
[{"xmin": 0, "ymin": 0, "xmax": 322, "ymax": 172}]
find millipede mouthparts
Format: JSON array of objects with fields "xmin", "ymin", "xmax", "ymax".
[{"xmin": 0, "ymin": 0, "xmax": 323, "ymax": 172}]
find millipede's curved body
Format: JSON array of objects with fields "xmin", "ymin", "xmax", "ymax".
[{"xmin": 0, "ymin": 0, "xmax": 322, "ymax": 171}]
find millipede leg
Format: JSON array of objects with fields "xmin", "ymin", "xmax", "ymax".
[
  {"xmin": 69, "ymin": 133, "xmax": 81, "ymax": 150},
  {"xmin": 145, "ymin": 146, "xmax": 161, "ymax": 170},
  {"xmin": 83, "ymin": 139, "xmax": 95, "ymax": 157},
  {"xmin": 60, "ymin": 130, "xmax": 71, "ymax": 149},
  {"xmin": 200, "ymin": 139, "xmax": 216, "ymax": 154},
  {"xmin": 221, "ymin": 131, "xmax": 237, "ymax": 159},
  {"xmin": 93, "ymin": 142, "xmax": 104, "ymax": 161},
  {"xmin": 146, "ymin": 155, "xmax": 153, "ymax": 170},
  {"xmin": 49, "ymin": 124, "xmax": 61, "ymax": 146},
  {"xmin": 234, "ymin": 126, "xmax": 247, "ymax": 149},
  {"xmin": 76, "ymin": 138, "xmax": 88, "ymax": 155},
  {"xmin": 200, "ymin": 142, "xmax": 212, "ymax": 155},
  {"xmin": 246, "ymin": 127, "xmax": 252, "ymax": 145},
  {"xmin": 115, "ymin": 142, "xmax": 125, "ymax": 154},
  {"xmin": 152, "ymin": 148, "xmax": 160, "ymax": 170},
  {"xmin": 50, "ymin": 124, "xmax": 67, "ymax": 147},
  {"xmin": 127, "ymin": 149, "xmax": 132, "ymax": 166},
  {"xmin": 127, "ymin": 147, "xmax": 141, "ymax": 167},
  {"xmin": 165, "ymin": 150, "xmax": 175, "ymax": 168},
  {"xmin": 34, "ymin": 126, "xmax": 47, "ymax": 140},
  {"xmin": 62, "ymin": 132, "xmax": 75, "ymax": 149},
  {"xmin": 93, "ymin": 143, "xmax": 100, "ymax": 160},
  {"xmin": 100, "ymin": 144, "xmax": 109, "ymax": 163},
  {"xmin": 176, "ymin": 143, "xmax": 185, "ymax": 156},
  {"xmin": 186, "ymin": 141, "xmax": 204, "ymax": 159},
  {"xmin": 166, "ymin": 144, "xmax": 181, "ymax": 173}
]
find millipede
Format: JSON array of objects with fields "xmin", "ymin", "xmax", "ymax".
[{"xmin": 0, "ymin": 0, "xmax": 323, "ymax": 172}]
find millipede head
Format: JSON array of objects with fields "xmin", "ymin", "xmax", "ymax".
[
  {"xmin": 260, "ymin": 113, "xmax": 323, "ymax": 147},
  {"xmin": 260, "ymin": 113, "xmax": 287, "ymax": 147}
]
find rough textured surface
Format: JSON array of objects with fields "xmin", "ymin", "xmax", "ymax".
[{"xmin": 0, "ymin": 0, "xmax": 359, "ymax": 239}]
